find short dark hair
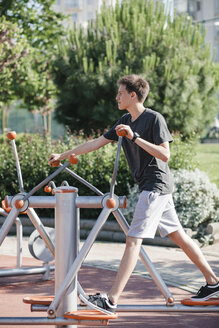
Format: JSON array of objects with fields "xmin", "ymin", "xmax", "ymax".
[{"xmin": 117, "ymin": 74, "xmax": 150, "ymax": 102}]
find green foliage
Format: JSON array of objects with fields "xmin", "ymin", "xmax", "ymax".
[
  {"xmin": 122, "ymin": 169, "xmax": 219, "ymax": 233},
  {"xmin": 195, "ymin": 143, "xmax": 219, "ymax": 188},
  {"xmin": 172, "ymin": 169, "xmax": 219, "ymax": 228},
  {"xmin": 0, "ymin": 0, "xmax": 65, "ymax": 50},
  {"xmin": 0, "ymin": 17, "xmax": 30, "ymax": 104},
  {"xmin": 169, "ymin": 132, "xmax": 198, "ymax": 170},
  {"xmin": 53, "ymin": 0, "xmax": 219, "ymax": 136},
  {"xmin": 0, "ymin": 0, "xmax": 67, "ymax": 132},
  {"xmin": 0, "ymin": 133, "xmax": 132, "ymax": 218},
  {"xmin": 0, "ymin": 131, "xmax": 202, "ymax": 219}
]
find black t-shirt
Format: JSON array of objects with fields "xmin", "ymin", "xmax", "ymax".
[{"xmin": 103, "ymin": 108, "xmax": 174, "ymax": 194}]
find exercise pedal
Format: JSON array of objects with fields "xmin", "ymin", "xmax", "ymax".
[
  {"xmin": 181, "ymin": 298, "xmax": 219, "ymax": 306},
  {"xmin": 64, "ymin": 309, "xmax": 118, "ymax": 325},
  {"xmin": 23, "ymin": 297, "xmax": 118, "ymax": 325},
  {"xmin": 23, "ymin": 296, "xmax": 54, "ymax": 305}
]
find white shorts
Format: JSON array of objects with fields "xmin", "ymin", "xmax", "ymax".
[{"xmin": 127, "ymin": 191, "xmax": 183, "ymax": 239}]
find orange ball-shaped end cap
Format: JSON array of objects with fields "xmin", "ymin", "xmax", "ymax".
[
  {"xmin": 14, "ymin": 199, "xmax": 24, "ymax": 209},
  {"xmin": 69, "ymin": 155, "xmax": 79, "ymax": 165},
  {"xmin": 51, "ymin": 160, "xmax": 60, "ymax": 167},
  {"xmin": 6, "ymin": 131, "xmax": 16, "ymax": 140},
  {"xmin": 44, "ymin": 185, "xmax": 52, "ymax": 193},
  {"xmin": 106, "ymin": 198, "xmax": 116, "ymax": 209},
  {"xmin": 167, "ymin": 297, "xmax": 174, "ymax": 304},
  {"xmin": 116, "ymin": 130, "xmax": 127, "ymax": 137}
]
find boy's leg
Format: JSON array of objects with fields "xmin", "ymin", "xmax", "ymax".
[
  {"xmin": 108, "ymin": 236, "xmax": 143, "ymax": 304},
  {"xmin": 107, "ymin": 192, "xmax": 170, "ymax": 304},
  {"xmin": 168, "ymin": 229, "xmax": 218, "ymax": 285},
  {"xmin": 86, "ymin": 191, "xmax": 169, "ymax": 310}
]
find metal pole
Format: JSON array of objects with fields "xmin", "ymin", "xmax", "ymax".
[
  {"xmin": 11, "ymin": 139, "xmax": 24, "ymax": 193},
  {"xmin": 15, "ymin": 218, "xmax": 22, "ymax": 268},
  {"xmin": 6, "ymin": 195, "xmax": 126, "ymax": 209},
  {"xmin": 0, "ymin": 266, "xmax": 54, "ymax": 277},
  {"xmin": 0, "ymin": 207, "xmax": 20, "ymax": 246},
  {"xmin": 23, "ymin": 161, "xmax": 71, "ymax": 202},
  {"xmin": 113, "ymin": 209, "xmax": 174, "ymax": 304},
  {"xmin": 0, "ymin": 317, "xmax": 106, "ymax": 325},
  {"xmin": 109, "ymin": 136, "xmax": 122, "ymax": 198},
  {"xmin": 48, "ymin": 206, "xmax": 112, "ymax": 318},
  {"xmin": 54, "ymin": 186, "xmax": 79, "ymax": 328},
  {"xmin": 26, "ymin": 208, "xmax": 55, "ymax": 257},
  {"xmin": 117, "ymin": 304, "xmax": 219, "ymax": 312}
]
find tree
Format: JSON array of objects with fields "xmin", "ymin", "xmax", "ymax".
[
  {"xmin": 0, "ymin": 0, "xmax": 65, "ymax": 50},
  {"xmin": 0, "ymin": 17, "xmax": 30, "ymax": 133},
  {"xmin": 0, "ymin": 0, "xmax": 66, "ymax": 135},
  {"xmin": 53, "ymin": 0, "xmax": 219, "ymax": 136}
]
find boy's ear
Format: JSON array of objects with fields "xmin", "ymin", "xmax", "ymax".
[{"xmin": 131, "ymin": 91, "xmax": 136, "ymax": 98}]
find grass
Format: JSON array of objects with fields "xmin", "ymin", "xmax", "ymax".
[{"xmin": 195, "ymin": 143, "xmax": 219, "ymax": 188}]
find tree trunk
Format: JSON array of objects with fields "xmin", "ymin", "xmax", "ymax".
[
  {"xmin": 1, "ymin": 104, "xmax": 9, "ymax": 134},
  {"xmin": 48, "ymin": 111, "xmax": 52, "ymax": 137},
  {"xmin": 43, "ymin": 113, "xmax": 48, "ymax": 136}
]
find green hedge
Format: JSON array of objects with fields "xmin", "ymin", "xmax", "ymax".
[
  {"xmin": 0, "ymin": 132, "xmax": 132, "ymax": 218},
  {"xmin": 0, "ymin": 132, "xmax": 197, "ymax": 218}
]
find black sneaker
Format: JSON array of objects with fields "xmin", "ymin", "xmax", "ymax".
[
  {"xmin": 191, "ymin": 282, "xmax": 219, "ymax": 301},
  {"xmin": 85, "ymin": 293, "xmax": 117, "ymax": 314}
]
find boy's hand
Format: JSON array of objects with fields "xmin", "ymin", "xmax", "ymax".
[
  {"xmin": 48, "ymin": 153, "xmax": 61, "ymax": 166},
  {"xmin": 115, "ymin": 124, "xmax": 134, "ymax": 140}
]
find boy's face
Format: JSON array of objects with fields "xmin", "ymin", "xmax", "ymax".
[{"xmin": 116, "ymin": 84, "xmax": 133, "ymax": 110}]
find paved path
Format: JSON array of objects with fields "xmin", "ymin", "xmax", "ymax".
[
  {"xmin": 0, "ymin": 237, "xmax": 218, "ymax": 327},
  {"xmin": 1, "ymin": 236, "xmax": 218, "ymax": 293}
]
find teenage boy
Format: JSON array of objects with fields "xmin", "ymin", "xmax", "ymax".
[{"xmin": 48, "ymin": 74, "xmax": 219, "ymax": 313}]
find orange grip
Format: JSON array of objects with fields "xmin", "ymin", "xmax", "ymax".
[
  {"xmin": 1, "ymin": 200, "xmax": 12, "ymax": 213},
  {"xmin": 44, "ymin": 185, "xmax": 52, "ymax": 193},
  {"xmin": 69, "ymin": 154, "xmax": 79, "ymax": 165},
  {"xmin": 116, "ymin": 129, "xmax": 127, "ymax": 137},
  {"xmin": 6, "ymin": 131, "xmax": 16, "ymax": 140},
  {"xmin": 51, "ymin": 160, "xmax": 60, "ymax": 167}
]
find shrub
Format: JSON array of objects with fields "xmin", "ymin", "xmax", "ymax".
[
  {"xmin": 0, "ymin": 132, "xmax": 208, "ymax": 223},
  {"xmin": 169, "ymin": 132, "xmax": 198, "ymax": 170},
  {"xmin": 172, "ymin": 169, "xmax": 219, "ymax": 229},
  {"xmin": 0, "ymin": 131, "xmax": 196, "ymax": 199},
  {"xmin": 0, "ymin": 132, "xmax": 132, "ymax": 218},
  {"xmin": 122, "ymin": 169, "xmax": 219, "ymax": 233}
]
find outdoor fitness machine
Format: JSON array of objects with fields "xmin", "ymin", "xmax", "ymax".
[{"xmin": 0, "ymin": 130, "xmax": 218, "ymax": 327}]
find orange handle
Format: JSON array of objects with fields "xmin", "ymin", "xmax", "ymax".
[
  {"xmin": 116, "ymin": 129, "xmax": 127, "ymax": 137},
  {"xmin": 1, "ymin": 200, "xmax": 12, "ymax": 213},
  {"xmin": 6, "ymin": 131, "xmax": 16, "ymax": 140},
  {"xmin": 51, "ymin": 160, "xmax": 60, "ymax": 167},
  {"xmin": 44, "ymin": 186, "xmax": 52, "ymax": 193},
  {"xmin": 69, "ymin": 154, "xmax": 79, "ymax": 165}
]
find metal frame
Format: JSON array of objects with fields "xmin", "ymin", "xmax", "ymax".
[
  {"xmin": 0, "ymin": 132, "xmax": 218, "ymax": 326},
  {"xmin": 0, "ymin": 207, "xmax": 52, "ymax": 279}
]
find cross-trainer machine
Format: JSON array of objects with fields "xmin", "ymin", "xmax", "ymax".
[{"xmin": 0, "ymin": 130, "xmax": 218, "ymax": 327}]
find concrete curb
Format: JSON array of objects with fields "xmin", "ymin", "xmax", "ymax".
[{"xmin": 1, "ymin": 215, "xmax": 218, "ymax": 247}]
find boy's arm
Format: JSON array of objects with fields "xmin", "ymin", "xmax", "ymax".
[
  {"xmin": 48, "ymin": 135, "xmax": 111, "ymax": 166},
  {"xmin": 135, "ymin": 139, "xmax": 170, "ymax": 162},
  {"xmin": 115, "ymin": 124, "xmax": 170, "ymax": 162}
]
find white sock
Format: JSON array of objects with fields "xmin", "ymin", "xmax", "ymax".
[{"xmin": 207, "ymin": 282, "xmax": 219, "ymax": 288}]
